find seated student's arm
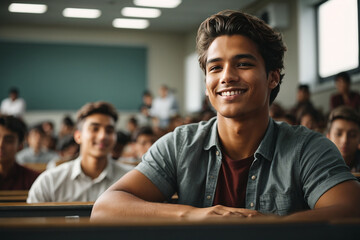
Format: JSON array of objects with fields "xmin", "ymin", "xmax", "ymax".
[
  {"xmin": 285, "ymin": 180, "xmax": 360, "ymax": 220},
  {"xmin": 90, "ymin": 169, "xmax": 262, "ymax": 221}
]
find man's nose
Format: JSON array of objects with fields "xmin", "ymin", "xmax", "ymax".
[{"xmin": 220, "ymin": 64, "xmax": 239, "ymax": 84}]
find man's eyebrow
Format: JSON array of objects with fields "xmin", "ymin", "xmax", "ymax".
[{"xmin": 206, "ymin": 54, "xmax": 257, "ymax": 65}]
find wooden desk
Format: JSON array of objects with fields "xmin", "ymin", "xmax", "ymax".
[
  {"xmin": 0, "ymin": 190, "xmax": 28, "ymax": 202},
  {"xmin": 0, "ymin": 202, "xmax": 93, "ymax": 218},
  {"xmin": 0, "ymin": 216, "xmax": 359, "ymax": 240},
  {"xmin": 22, "ymin": 163, "xmax": 47, "ymax": 173},
  {"xmin": 352, "ymin": 172, "xmax": 360, "ymax": 181}
]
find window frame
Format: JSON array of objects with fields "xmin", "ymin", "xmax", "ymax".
[{"xmin": 316, "ymin": 0, "xmax": 360, "ymax": 84}]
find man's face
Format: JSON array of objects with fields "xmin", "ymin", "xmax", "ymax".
[
  {"xmin": 205, "ymin": 35, "xmax": 279, "ymax": 119},
  {"xmin": 27, "ymin": 129, "xmax": 43, "ymax": 150},
  {"xmin": 297, "ymin": 90, "xmax": 309, "ymax": 102},
  {"xmin": 327, "ymin": 119, "xmax": 360, "ymax": 164},
  {"xmin": 0, "ymin": 125, "xmax": 20, "ymax": 165},
  {"xmin": 135, "ymin": 134, "xmax": 155, "ymax": 159},
  {"xmin": 74, "ymin": 113, "xmax": 116, "ymax": 160},
  {"xmin": 335, "ymin": 77, "xmax": 349, "ymax": 95}
]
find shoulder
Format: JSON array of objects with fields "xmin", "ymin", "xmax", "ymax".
[
  {"xmin": 274, "ymin": 121, "xmax": 330, "ymax": 151},
  {"xmin": 171, "ymin": 117, "xmax": 216, "ymax": 141},
  {"xmin": 35, "ymin": 159, "xmax": 76, "ymax": 183}
]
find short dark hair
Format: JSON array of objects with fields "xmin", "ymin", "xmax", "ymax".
[
  {"xmin": 196, "ymin": 10, "xmax": 287, "ymax": 105},
  {"xmin": 134, "ymin": 126, "xmax": 155, "ymax": 141},
  {"xmin": 9, "ymin": 87, "xmax": 19, "ymax": 95},
  {"xmin": 0, "ymin": 114, "xmax": 27, "ymax": 143},
  {"xmin": 62, "ymin": 115, "xmax": 75, "ymax": 127},
  {"xmin": 298, "ymin": 84, "xmax": 309, "ymax": 92},
  {"xmin": 327, "ymin": 106, "xmax": 360, "ymax": 133},
  {"xmin": 76, "ymin": 101, "xmax": 118, "ymax": 129},
  {"xmin": 335, "ymin": 71, "xmax": 351, "ymax": 84}
]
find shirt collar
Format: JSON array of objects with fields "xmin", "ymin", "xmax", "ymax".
[
  {"xmin": 203, "ymin": 117, "xmax": 276, "ymax": 162},
  {"xmin": 70, "ymin": 156, "xmax": 114, "ymax": 181},
  {"xmin": 254, "ymin": 118, "xmax": 277, "ymax": 162},
  {"xmin": 204, "ymin": 117, "xmax": 219, "ymax": 151}
]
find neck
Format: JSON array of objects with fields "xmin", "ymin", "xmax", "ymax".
[
  {"xmin": 217, "ymin": 112, "xmax": 269, "ymax": 160},
  {"xmin": 0, "ymin": 160, "xmax": 15, "ymax": 178},
  {"xmin": 80, "ymin": 154, "xmax": 108, "ymax": 179}
]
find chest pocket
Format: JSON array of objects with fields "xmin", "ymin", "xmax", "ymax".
[{"xmin": 259, "ymin": 193, "xmax": 293, "ymax": 216}]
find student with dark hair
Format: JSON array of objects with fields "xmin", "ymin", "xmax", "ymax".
[
  {"xmin": 91, "ymin": 10, "xmax": 360, "ymax": 220},
  {"xmin": 0, "ymin": 115, "xmax": 39, "ymax": 190},
  {"xmin": 27, "ymin": 101, "xmax": 131, "ymax": 202},
  {"xmin": 290, "ymin": 84, "xmax": 316, "ymax": 117},
  {"xmin": 327, "ymin": 106, "xmax": 360, "ymax": 172},
  {"xmin": 0, "ymin": 87, "xmax": 26, "ymax": 117},
  {"xmin": 330, "ymin": 71, "xmax": 360, "ymax": 111},
  {"xmin": 17, "ymin": 124, "xmax": 59, "ymax": 164}
]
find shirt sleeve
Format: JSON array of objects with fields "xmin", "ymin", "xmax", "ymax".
[
  {"xmin": 299, "ymin": 133, "xmax": 356, "ymax": 209},
  {"xmin": 135, "ymin": 131, "xmax": 178, "ymax": 200},
  {"xmin": 27, "ymin": 171, "xmax": 54, "ymax": 203}
]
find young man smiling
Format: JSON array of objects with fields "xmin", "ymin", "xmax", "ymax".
[
  {"xmin": 91, "ymin": 11, "xmax": 360, "ymax": 220},
  {"xmin": 27, "ymin": 101, "xmax": 132, "ymax": 202}
]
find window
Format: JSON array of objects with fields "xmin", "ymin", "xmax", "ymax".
[{"xmin": 317, "ymin": 0, "xmax": 359, "ymax": 81}]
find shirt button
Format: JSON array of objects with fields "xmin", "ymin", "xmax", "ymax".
[
  {"xmin": 250, "ymin": 202, "xmax": 254, "ymax": 207},
  {"xmin": 207, "ymin": 195, "xmax": 211, "ymax": 199},
  {"xmin": 216, "ymin": 151, "xmax": 219, "ymax": 156},
  {"xmin": 251, "ymin": 175, "xmax": 256, "ymax": 180}
]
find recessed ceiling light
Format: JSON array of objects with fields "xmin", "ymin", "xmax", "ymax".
[
  {"xmin": 8, "ymin": 3, "xmax": 47, "ymax": 14},
  {"xmin": 134, "ymin": 0, "xmax": 182, "ymax": 8},
  {"xmin": 112, "ymin": 18, "xmax": 149, "ymax": 29},
  {"xmin": 63, "ymin": 8, "xmax": 101, "ymax": 19},
  {"xmin": 122, "ymin": 7, "xmax": 161, "ymax": 18}
]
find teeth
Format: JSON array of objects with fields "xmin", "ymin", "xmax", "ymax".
[{"xmin": 220, "ymin": 90, "xmax": 243, "ymax": 96}]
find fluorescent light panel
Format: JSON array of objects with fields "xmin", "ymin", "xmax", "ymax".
[
  {"xmin": 134, "ymin": 0, "xmax": 181, "ymax": 8},
  {"xmin": 112, "ymin": 18, "xmax": 149, "ymax": 29},
  {"xmin": 8, "ymin": 3, "xmax": 47, "ymax": 14},
  {"xmin": 63, "ymin": 8, "xmax": 101, "ymax": 19},
  {"xmin": 122, "ymin": 7, "xmax": 161, "ymax": 18}
]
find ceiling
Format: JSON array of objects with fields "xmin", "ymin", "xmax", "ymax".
[{"xmin": 0, "ymin": 0, "xmax": 256, "ymax": 33}]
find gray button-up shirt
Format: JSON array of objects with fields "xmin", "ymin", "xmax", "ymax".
[{"xmin": 136, "ymin": 117, "xmax": 356, "ymax": 215}]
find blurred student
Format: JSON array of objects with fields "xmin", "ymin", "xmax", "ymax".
[
  {"xmin": 290, "ymin": 84, "xmax": 315, "ymax": 117},
  {"xmin": 56, "ymin": 115, "xmax": 75, "ymax": 150},
  {"xmin": 0, "ymin": 115, "xmax": 39, "ymax": 190},
  {"xmin": 327, "ymin": 106, "xmax": 360, "ymax": 172},
  {"xmin": 46, "ymin": 136, "xmax": 79, "ymax": 169},
  {"xmin": 0, "ymin": 87, "xmax": 26, "ymax": 117},
  {"xmin": 111, "ymin": 131, "xmax": 131, "ymax": 160},
  {"xmin": 27, "ymin": 101, "xmax": 131, "ymax": 202},
  {"xmin": 150, "ymin": 85, "xmax": 178, "ymax": 129},
  {"xmin": 118, "ymin": 126, "xmax": 156, "ymax": 166},
  {"xmin": 17, "ymin": 124, "xmax": 59, "ymax": 164},
  {"xmin": 330, "ymin": 71, "xmax": 360, "ymax": 111}
]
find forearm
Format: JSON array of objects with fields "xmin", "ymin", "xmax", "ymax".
[
  {"xmin": 284, "ymin": 205, "xmax": 360, "ymax": 221},
  {"xmin": 90, "ymin": 190, "xmax": 195, "ymax": 221}
]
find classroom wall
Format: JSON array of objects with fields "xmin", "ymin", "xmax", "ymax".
[
  {"xmin": 2, "ymin": 0, "xmax": 360, "ymax": 130},
  {"xmin": 0, "ymin": 24, "xmax": 186, "ymax": 130}
]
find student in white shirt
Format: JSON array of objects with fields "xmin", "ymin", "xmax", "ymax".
[
  {"xmin": 27, "ymin": 101, "xmax": 133, "ymax": 202},
  {"xmin": 0, "ymin": 88, "xmax": 26, "ymax": 117}
]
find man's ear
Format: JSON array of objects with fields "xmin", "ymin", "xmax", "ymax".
[
  {"xmin": 268, "ymin": 70, "xmax": 280, "ymax": 89},
  {"xmin": 74, "ymin": 130, "xmax": 82, "ymax": 144},
  {"xmin": 205, "ymin": 89, "xmax": 209, "ymax": 96}
]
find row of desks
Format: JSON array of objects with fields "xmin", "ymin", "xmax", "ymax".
[
  {"xmin": 1, "ymin": 215, "xmax": 360, "ymax": 240},
  {"xmin": 0, "ymin": 202, "xmax": 359, "ymax": 240}
]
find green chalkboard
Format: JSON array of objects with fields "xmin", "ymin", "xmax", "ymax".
[{"xmin": 0, "ymin": 40, "xmax": 147, "ymax": 110}]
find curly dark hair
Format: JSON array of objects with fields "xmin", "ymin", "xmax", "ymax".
[{"xmin": 196, "ymin": 10, "xmax": 287, "ymax": 105}]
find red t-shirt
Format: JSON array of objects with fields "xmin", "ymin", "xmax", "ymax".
[{"xmin": 213, "ymin": 154, "xmax": 254, "ymax": 208}]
